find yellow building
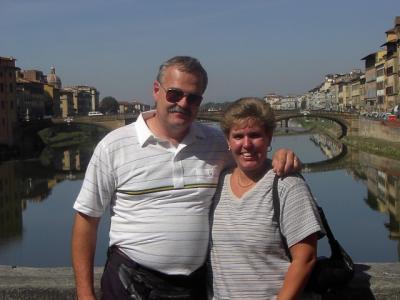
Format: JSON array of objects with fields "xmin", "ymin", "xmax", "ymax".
[
  {"xmin": 375, "ymin": 50, "xmax": 386, "ymax": 111},
  {"xmin": 44, "ymin": 83, "xmax": 61, "ymax": 117},
  {"xmin": 16, "ymin": 68, "xmax": 62, "ymax": 119},
  {"xmin": 0, "ymin": 57, "xmax": 18, "ymax": 146},
  {"xmin": 60, "ymin": 89, "xmax": 74, "ymax": 118},
  {"xmin": 382, "ymin": 17, "xmax": 400, "ymax": 111},
  {"xmin": 63, "ymin": 85, "xmax": 99, "ymax": 116}
]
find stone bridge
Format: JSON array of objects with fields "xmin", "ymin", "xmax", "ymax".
[
  {"xmin": 197, "ymin": 110, "xmax": 360, "ymax": 138},
  {"xmin": 51, "ymin": 111, "xmax": 360, "ymax": 138},
  {"xmin": 51, "ymin": 113, "xmax": 139, "ymax": 131}
]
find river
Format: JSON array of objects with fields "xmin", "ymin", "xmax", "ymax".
[{"xmin": 0, "ymin": 128, "xmax": 399, "ymax": 267}]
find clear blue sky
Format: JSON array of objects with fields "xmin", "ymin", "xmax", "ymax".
[{"xmin": 1, "ymin": 0, "xmax": 399, "ymax": 105}]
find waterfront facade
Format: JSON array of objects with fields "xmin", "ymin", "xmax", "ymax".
[
  {"xmin": 60, "ymin": 90, "xmax": 74, "ymax": 118},
  {"xmin": 16, "ymin": 68, "xmax": 62, "ymax": 121},
  {"xmin": 264, "ymin": 93, "xmax": 302, "ymax": 111},
  {"xmin": 0, "ymin": 57, "xmax": 18, "ymax": 146},
  {"xmin": 62, "ymin": 85, "xmax": 99, "ymax": 116},
  {"xmin": 299, "ymin": 17, "xmax": 400, "ymax": 114},
  {"xmin": 118, "ymin": 100, "xmax": 151, "ymax": 114},
  {"xmin": 383, "ymin": 28, "xmax": 399, "ymax": 111},
  {"xmin": 301, "ymin": 71, "xmax": 363, "ymax": 112},
  {"xmin": 361, "ymin": 17, "xmax": 399, "ymax": 112}
]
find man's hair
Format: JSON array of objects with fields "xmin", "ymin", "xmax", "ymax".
[
  {"xmin": 220, "ymin": 97, "xmax": 276, "ymax": 137},
  {"xmin": 156, "ymin": 56, "xmax": 208, "ymax": 93}
]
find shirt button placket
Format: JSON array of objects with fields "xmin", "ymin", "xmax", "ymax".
[{"xmin": 172, "ymin": 152, "xmax": 184, "ymax": 189}]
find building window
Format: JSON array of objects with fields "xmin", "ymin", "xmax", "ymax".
[
  {"xmin": 376, "ymin": 68, "xmax": 384, "ymax": 77},
  {"xmin": 0, "ymin": 83, "xmax": 3, "ymax": 93},
  {"xmin": 387, "ymin": 66, "xmax": 393, "ymax": 76},
  {"xmin": 386, "ymin": 86, "xmax": 394, "ymax": 95},
  {"xmin": 1, "ymin": 101, "xmax": 4, "ymax": 109},
  {"xmin": 377, "ymin": 96, "xmax": 384, "ymax": 104},
  {"xmin": 9, "ymin": 83, "xmax": 13, "ymax": 93},
  {"xmin": 377, "ymin": 82, "xmax": 384, "ymax": 90}
]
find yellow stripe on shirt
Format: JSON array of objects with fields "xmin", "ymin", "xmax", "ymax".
[{"xmin": 117, "ymin": 183, "xmax": 218, "ymax": 196}]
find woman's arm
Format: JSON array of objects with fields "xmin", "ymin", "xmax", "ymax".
[{"xmin": 277, "ymin": 234, "xmax": 318, "ymax": 300}]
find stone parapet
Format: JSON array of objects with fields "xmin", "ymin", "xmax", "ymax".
[
  {"xmin": 0, "ymin": 263, "xmax": 399, "ymax": 299},
  {"xmin": 357, "ymin": 119, "xmax": 400, "ymax": 142}
]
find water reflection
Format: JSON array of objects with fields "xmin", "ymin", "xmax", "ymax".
[
  {"xmin": 357, "ymin": 153, "xmax": 400, "ymax": 247},
  {"xmin": 306, "ymin": 133, "xmax": 400, "ymax": 258},
  {"xmin": 0, "ymin": 133, "xmax": 399, "ymax": 264},
  {"xmin": 0, "ymin": 143, "xmax": 95, "ymax": 243},
  {"xmin": 0, "ymin": 162, "xmax": 22, "ymax": 241},
  {"xmin": 303, "ymin": 134, "xmax": 348, "ymax": 172}
]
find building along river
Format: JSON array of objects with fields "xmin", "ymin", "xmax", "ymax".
[{"xmin": 0, "ymin": 124, "xmax": 399, "ymax": 267}]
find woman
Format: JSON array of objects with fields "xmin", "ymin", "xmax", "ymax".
[{"xmin": 209, "ymin": 97, "xmax": 324, "ymax": 300}]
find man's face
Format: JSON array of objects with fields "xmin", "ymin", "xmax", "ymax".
[{"xmin": 153, "ymin": 66, "xmax": 204, "ymax": 136}]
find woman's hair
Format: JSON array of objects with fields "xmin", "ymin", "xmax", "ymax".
[{"xmin": 220, "ymin": 97, "xmax": 276, "ymax": 136}]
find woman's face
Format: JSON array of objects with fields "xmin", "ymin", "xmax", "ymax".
[{"xmin": 227, "ymin": 119, "xmax": 272, "ymax": 174}]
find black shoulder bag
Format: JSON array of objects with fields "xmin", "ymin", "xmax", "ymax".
[{"xmin": 272, "ymin": 175, "xmax": 355, "ymax": 294}]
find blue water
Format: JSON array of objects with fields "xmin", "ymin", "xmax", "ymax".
[{"xmin": 0, "ymin": 133, "xmax": 398, "ymax": 266}]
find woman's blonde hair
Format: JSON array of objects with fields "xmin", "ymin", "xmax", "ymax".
[{"xmin": 220, "ymin": 97, "xmax": 276, "ymax": 137}]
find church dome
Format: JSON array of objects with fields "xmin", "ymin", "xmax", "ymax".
[{"xmin": 47, "ymin": 66, "xmax": 62, "ymax": 89}]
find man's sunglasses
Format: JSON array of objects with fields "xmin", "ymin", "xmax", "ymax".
[{"xmin": 159, "ymin": 83, "xmax": 203, "ymax": 106}]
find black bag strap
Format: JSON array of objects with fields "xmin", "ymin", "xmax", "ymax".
[{"xmin": 272, "ymin": 175, "xmax": 291, "ymax": 259}]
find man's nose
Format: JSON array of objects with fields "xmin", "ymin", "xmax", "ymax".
[{"xmin": 177, "ymin": 95, "xmax": 191, "ymax": 108}]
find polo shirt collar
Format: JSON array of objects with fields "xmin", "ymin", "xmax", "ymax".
[
  {"xmin": 135, "ymin": 110, "xmax": 206, "ymax": 148},
  {"xmin": 135, "ymin": 111, "xmax": 156, "ymax": 147}
]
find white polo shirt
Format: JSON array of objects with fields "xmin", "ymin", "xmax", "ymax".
[{"xmin": 74, "ymin": 111, "xmax": 229, "ymax": 275}]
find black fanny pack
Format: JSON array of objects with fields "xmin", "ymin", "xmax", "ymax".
[{"xmin": 109, "ymin": 247, "xmax": 207, "ymax": 300}]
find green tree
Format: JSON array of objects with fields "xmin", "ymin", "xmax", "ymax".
[{"xmin": 100, "ymin": 96, "xmax": 119, "ymax": 115}]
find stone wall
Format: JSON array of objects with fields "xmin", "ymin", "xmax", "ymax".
[
  {"xmin": 0, "ymin": 263, "xmax": 399, "ymax": 299},
  {"xmin": 357, "ymin": 119, "xmax": 400, "ymax": 143}
]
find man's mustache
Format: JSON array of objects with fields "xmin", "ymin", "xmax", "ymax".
[{"xmin": 168, "ymin": 106, "xmax": 192, "ymax": 117}]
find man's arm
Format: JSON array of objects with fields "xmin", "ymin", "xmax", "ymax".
[
  {"xmin": 272, "ymin": 148, "xmax": 302, "ymax": 176},
  {"xmin": 71, "ymin": 212, "xmax": 101, "ymax": 300}
]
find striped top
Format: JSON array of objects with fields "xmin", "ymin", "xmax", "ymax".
[
  {"xmin": 209, "ymin": 168, "xmax": 324, "ymax": 299},
  {"xmin": 74, "ymin": 111, "xmax": 230, "ymax": 275}
]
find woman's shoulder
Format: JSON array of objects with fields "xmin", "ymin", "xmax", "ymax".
[
  {"xmin": 219, "ymin": 168, "xmax": 233, "ymax": 182},
  {"xmin": 277, "ymin": 172, "xmax": 305, "ymax": 183},
  {"xmin": 275, "ymin": 173, "xmax": 309, "ymax": 194}
]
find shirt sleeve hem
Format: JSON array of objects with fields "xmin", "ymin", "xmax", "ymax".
[
  {"xmin": 286, "ymin": 224, "xmax": 325, "ymax": 248},
  {"xmin": 73, "ymin": 201, "xmax": 104, "ymax": 218}
]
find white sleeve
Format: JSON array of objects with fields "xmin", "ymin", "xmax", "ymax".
[
  {"xmin": 280, "ymin": 176, "xmax": 324, "ymax": 248},
  {"xmin": 73, "ymin": 140, "xmax": 116, "ymax": 217}
]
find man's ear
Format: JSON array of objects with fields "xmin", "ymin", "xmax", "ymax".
[{"xmin": 153, "ymin": 81, "xmax": 160, "ymax": 99}]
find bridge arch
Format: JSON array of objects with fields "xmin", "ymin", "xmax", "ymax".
[
  {"xmin": 197, "ymin": 111, "xmax": 351, "ymax": 139},
  {"xmin": 275, "ymin": 114, "xmax": 349, "ymax": 139}
]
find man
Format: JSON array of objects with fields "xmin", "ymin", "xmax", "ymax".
[{"xmin": 71, "ymin": 56, "xmax": 300, "ymax": 299}]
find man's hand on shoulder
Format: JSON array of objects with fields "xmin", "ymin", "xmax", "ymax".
[{"xmin": 272, "ymin": 148, "xmax": 302, "ymax": 177}]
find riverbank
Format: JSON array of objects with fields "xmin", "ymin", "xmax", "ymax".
[
  {"xmin": 38, "ymin": 123, "xmax": 109, "ymax": 148},
  {"xmin": 0, "ymin": 263, "xmax": 399, "ymax": 299},
  {"xmin": 298, "ymin": 118, "xmax": 400, "ymax": 160}
]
